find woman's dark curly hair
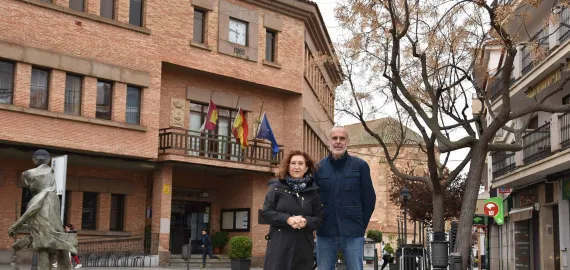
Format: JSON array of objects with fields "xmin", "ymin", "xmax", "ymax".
[{"xmin": 276, "ymin": 150, "xmax": 317, "ymax": 179}]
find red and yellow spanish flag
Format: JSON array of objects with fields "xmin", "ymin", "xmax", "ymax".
[
  {"xmin": 200, "ymin": 100, "xmax": 218, "ymax": 132},
  {"xmin": 232, "ymin": 107, "xmax": 248, "ymax": 148}
]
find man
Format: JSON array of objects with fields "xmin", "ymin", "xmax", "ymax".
[
  {"xmin": 200, "ymin": 229, "xmax": 221, "ymax": 269},
  {"xmin": 315, "ymin": 126, "xmax": 376, "ymax": 270}
]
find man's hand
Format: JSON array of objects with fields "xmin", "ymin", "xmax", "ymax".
[{"xmin": 287, "ymin": 216, "xmax": 307, "ymax": 229}]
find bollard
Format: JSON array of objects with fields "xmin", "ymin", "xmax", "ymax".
[
  {"xmin": 374, "ymin": 246, "xmax": 378, "ymax": 270},
  {"xmin": 30, "ymin": 253, "xmax": 38, "ymax": 270},
  {"xmin": 448, "ymin": 252, "xmax": 462, "ymax": 270}
]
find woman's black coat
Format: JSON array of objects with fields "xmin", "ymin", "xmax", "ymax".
[{"xmin": 261, "ymin": 179, "xmax": 323, "ymax": 270}]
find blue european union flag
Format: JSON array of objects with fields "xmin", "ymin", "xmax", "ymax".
[{"xmin": 256, "ymin": 113, "xmax": 279, "ymax": 157}]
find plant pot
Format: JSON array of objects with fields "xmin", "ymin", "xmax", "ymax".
[
  {"xmin": 336, "ymin": 262, "xmax": 346, "ymax": 270},
  {"xmin": 214, "ymin": 247, "xmax": 221, "ymax": 254},
  {"xmin": 231, "ymin": 259, "xmax": 251, "ymax": 270}
]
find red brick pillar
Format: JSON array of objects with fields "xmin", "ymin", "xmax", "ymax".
[
  {"xmin": 112, "ymin": 83, "xmax": 127, "ymax": 123},
  {"xmin": 97, "ymin": 193, "xmax": 111, "ymax": 231},
  {"xmin": 49, "ymin": 70, "xmax": 66, "ymax": 113},
  {"xmin": 13, "ymin": 62, "xmax": 31, "ymax": 107},
  {"xmin": 81, "ymin": 77, "xmax": 97, "ymax": 118},
  {"xmin": 69, "ymin": 191, "xmax": 83, "ymax": 229},
  {"xmin": 152, "ymin": 165, "xmax": 173, "ymax": 266}
]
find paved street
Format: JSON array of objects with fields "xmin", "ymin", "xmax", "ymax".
[{"xmin": 0, "ymin": 266, "xmax": 382, "ymax": 270}]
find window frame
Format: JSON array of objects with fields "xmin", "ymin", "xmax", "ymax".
[
  {"xmin": 0, "ymin": 60, "xmax": 15, "ymax": 105},
  {"xmin": 220, "ymin": 208, "xmax": 250, "ymax": 232},
  {"xmin": 30, "ymin": 67, "xmax": 50, "ymax": 110},
  {"xmin": 193, "ymin": 9, "xmax": 207, "ymax": 44},
  {"xmin": 69, "ymin": 0, "xmax": 85, "ymax": 12},
  {"xmin": 64, "ymin": 74, "xmax": 83, "ymax": 116},
  {"xmin": 563, "ymin": 94, "xmax": 570, "ymax": 105},
  {"xmin": 96, "ymin": 80, "xmax": 113, "ymax": 120},
  {"xmin": 265, "ymin": 29, "xmax": 277, "ymax": 62},
  {"xmin": 81, "ymin": 192, "xmax": 99, "ymax": 230},
  {"xmin": 126, "ymin": 85, "xmax": 141, "ymax": 124},
  {"xmin": 100, "ymin": 0, "xmax": 115, "ymax": 19},
  {"xmin": 129, "ymin": 0, "xmax": 144, "ymax": 27},
  {"xmin": 110, "ymin": 194, "xmax": 126, "ymax": 231}
]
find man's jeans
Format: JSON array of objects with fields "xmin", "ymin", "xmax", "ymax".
[{"xmin": 316, "ymin": 236, "xmax": 364, "ymax": 270}]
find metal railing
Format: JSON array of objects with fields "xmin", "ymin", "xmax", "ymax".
[
  {"xmin": 75, "ymin": 233, "xmax": 158, "ymax": 267},
  {"xmin": 490, "ymin": 68, "xmax": 505, "ymax": 100},
  {"xmin": 560, "ymin": 113, "xmax": 570, "ymax": 149},
  {"xmin": 491, "ymin": 151, "xmax": 516, "ymax": 178},
  {"xmin": 523, "ymin": 122, "xmax": 552, "ymax": 165},
  {"xmin": 159, "ymin": 128, "xmax": 284, "ymax": 166},
  {"xmin": 560, "ymin": 8, "xmax": 570, "ymax": 44},
  {"xmin": 521, "ymin": 29, "xmax": 549, "ymax": 76}
]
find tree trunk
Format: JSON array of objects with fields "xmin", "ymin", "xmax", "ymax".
[
  {"xmin": 432, "ymin": 188, "xmax": 445, "ymax": 233},
  {"xmin": 454, "ymin": 146, "xmax": 487, "ymax": 269}
]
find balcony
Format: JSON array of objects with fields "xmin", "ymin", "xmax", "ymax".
[
  {"xmin": 158, "ymin": 128, "xmax": 284, "ymax": 167},
  {"xmin": 491, "ymin": 113, "xmax": 570, "ymax": 185},
  {"xmin": 521, "ymin": 29, "xmax": 548, "ymax": 76}
]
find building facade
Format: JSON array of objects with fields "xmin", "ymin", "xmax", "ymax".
[
  {"xmin": 0, "ymin": 0, "xmax": 340, "ymax": 266},
  {"xmin": 475, "ymin": 1, "xmax": 570, "ymax": 269}
]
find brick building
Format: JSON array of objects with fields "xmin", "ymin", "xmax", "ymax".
[
  {"xmin": 344, "ymin": 118, "xmax": 427, "ymax": 245},
  {"xmin": 0, "ymin": 0, "xmax": 340, "ymax": 266}
]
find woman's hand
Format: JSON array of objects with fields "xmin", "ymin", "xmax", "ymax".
[{"xmin": 287, "ymin": 216, "xmax": 307, "ymax": 229}]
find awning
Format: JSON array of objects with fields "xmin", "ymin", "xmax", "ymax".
[{"xmin": 508, "ymin": 206, "xmax": 534, "ymax": 222}]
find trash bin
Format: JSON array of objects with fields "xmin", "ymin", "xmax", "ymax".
[
  {"xmin": 431, "ymin": 232, "xmax": 449, "ymax": 269},
  {"xmin": 181, "ymin": 244, "xmax": 190, "ymax": 261},
  {"xmin": 363, "ymin": 238, "xmax": 375, "ymax": 263},
  {"xmin": 448, "ymin": 252, "xmax": 462, "ymax": 270}
]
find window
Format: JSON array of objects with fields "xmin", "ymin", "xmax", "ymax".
[
  {"xmin": 265, "ymin": 30, "xmax": 276, "ymax": 62},
  {"xmin": 30, "ymin": 68, "xmax": 49, "ymax": 109},
  {"xmin": 69, "ymin": 0, "xmax": 84, "ymax": 11},
  {"xmin": 82, "ymin": 192, "xmax": 98, "ymax": 230},
  {"xmin": 0, "ymin": 61, "xmax": 15, "ymax": 104},
  {"xmin": 229, "ymin": 18, "xmax": 248, "ymax": 46},
  {"xmin": 193, "ymin": 9, "xmax": 206, "ymax": 44},
  {"xmin": 100, "ymin": 0, "xmax": 115, "ymax": 19},
  {"xmin": 64, "ymin": 74, "xmax": 82, "ymax": 115},
  {"xmin": 528, "ymin": 116, "xmax": 539, "ymax": 129},
  {"xmin": 110, "ymin": 194, "xmax": 125, "ymax": 231},
  {"xmin": 129, "ymin": 0, "xmax": 143, "ymax": 27},
  {"xmin": 126, "ymin": 86, "xmax": 141, "ymax": 124},
  {"xmin": 21, "ymin": 187, "xmax": 34, "ymax": 217},
  {"xmin": 96, "ymin": 80, "xmax": 113, "ymax": 120},
  {"xmin": 563, "ymin": 94, "xmax": 570, "ymax": 105},
  {"xmin": 189, "ymin": 102, "xmax": 243, "ymax": 160},
  {"xmin": 220, "ymin": 208, "xmax": 250, "ymax": 231}
]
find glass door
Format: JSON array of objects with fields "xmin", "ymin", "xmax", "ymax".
[{"xmin": 170, "ymin": 201, "xmax": 211, "ymax": 254}]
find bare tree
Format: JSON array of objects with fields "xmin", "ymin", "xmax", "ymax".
[{"xmin": 330, "ymin": 0, "xmax": 570, "ymax": 267}]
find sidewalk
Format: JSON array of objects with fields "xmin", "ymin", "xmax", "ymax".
[{"xmin": 0, "ymin": 266, "xmax": 380, "ymax": 270}]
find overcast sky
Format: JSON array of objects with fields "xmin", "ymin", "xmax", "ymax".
[{"xmin": 312, "ymin": 0, "xmax": 471, "ymax": 171}]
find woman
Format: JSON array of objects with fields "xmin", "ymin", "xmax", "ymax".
[
  {"xmin": 65, "ymin": 224, "xmax": 82, "ymax": 268},
  {"xmin": 261, "ymin": 150, "xmax": 323, "ymax": 270}
]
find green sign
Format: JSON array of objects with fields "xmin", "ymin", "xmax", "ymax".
[
  {"xmin": 473, "ymin": 215, "xmax": 487, "ymax": 226},
  {"xmin": 563, "ymin": 180, "xmax": 570, "ymax": 200},
  {"xmin": 484, "ymin": 197, "xmax": 505, "ymax": 225}
]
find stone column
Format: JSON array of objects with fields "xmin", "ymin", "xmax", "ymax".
[
  {"xmin": 514, "ymin": 46, "xmax": 522, "ymax": 79},
  {"xmin": 551, "ymin": 113, "xmax": 562, "ymax": 153},
  {"xmin": 152, "ymin": 164, "xmax": 173, "ymax": 266},
  {"xmin": 515, "ymin": 150, "xmax": 524, "ymax": 167},
  {"xmin": 550, "ymin": 15, "xmax": 560, "ymax": 49}
]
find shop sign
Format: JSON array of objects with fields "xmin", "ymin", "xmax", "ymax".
[
  {"xmin": 163, "ymin": 184, "xmax": 171, "ymax": 195},
  {"xmin": 498, "ymin": 187, "xmax": 512, "ymax": 194},
  {"xmin": 484, "ymin": 197, "xmax": 505, "ymax": 225}
]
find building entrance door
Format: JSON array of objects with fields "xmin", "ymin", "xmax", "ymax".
[{"xmin": 170, "ymin": 200, "xmax": 211, "ymax": 254}]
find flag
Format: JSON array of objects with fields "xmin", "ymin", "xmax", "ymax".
[
  {"xmin": 232, "ymin": 107, "xmax": 249, "ymax": 148},
  {"xmin": 256, "ymin": 113, "xmax": 279, "ymax": 157},
  {"xmin": 200, "ymin": 100, "xmax": 218, "ymax": 132}
]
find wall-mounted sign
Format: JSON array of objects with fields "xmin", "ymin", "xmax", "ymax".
[
  {"xmin": 484, "ymin": 197, "xmax": 505, "ymax": 225},
  {"xmin": 172, "ymin": 188, "xmax": 215, "ymax": 202},
  {"xmin": 163, "ymin": 184, "xmax": 171, "ymax": 195},
  {"xmin": 498, "ymin": 187, "xmax": 512, "ymax": 194}
]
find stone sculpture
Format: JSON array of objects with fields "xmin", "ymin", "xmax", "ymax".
[{"xmin": 8, "ymin": 150, "xmax": 77, "ymax": 270}]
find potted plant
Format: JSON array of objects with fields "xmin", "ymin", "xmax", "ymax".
[
  {"xmin": 211, "ymin": 231, "xmax": 230, "ymax": 254},
  {"xmin": 336, "ymin": 250, "xmax": 346, "ymax": 270},
  {"xmin": 229, "ymin": 236, "xmax": 252, "ymax": 270}
]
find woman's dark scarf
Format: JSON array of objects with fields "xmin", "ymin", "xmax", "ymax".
[{"xmin": 284, "ymin": 174, "xmax": 312, "ymax": 193}]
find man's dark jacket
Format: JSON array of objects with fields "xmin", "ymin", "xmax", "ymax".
[{"xmin": 315, "ymin": 153, "xmax": 376, "ymax": 237}]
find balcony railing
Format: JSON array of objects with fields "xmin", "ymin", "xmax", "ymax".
[
  {"xmin": 490, "ymin": 68, "xmax": 504, "ymax": 100},
  {"xmin": 523, "ymin": 122, "xmax": 552, "ymax": 165},
  {"xmin": 560, "ymin": 8, "xmax": 570, "ymax": 44},
  {"xmin": 560, "ymin": 113, "xmax": 570, "ymax": 149},
  {"xmin": 158, "ymin": 128, "xmax": 284, "ymax": 166},
  {"xmin": 521, "ymin": 29, "xmax": 549, "ymax": 76},
  {"xmin": 492, "ymin": 151, "xmax": 516, "ymax": 178}
]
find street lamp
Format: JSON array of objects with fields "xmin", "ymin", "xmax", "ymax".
[{"xmin": 400, "ymin": 188, "xmax": 411, "ymax": 244}]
